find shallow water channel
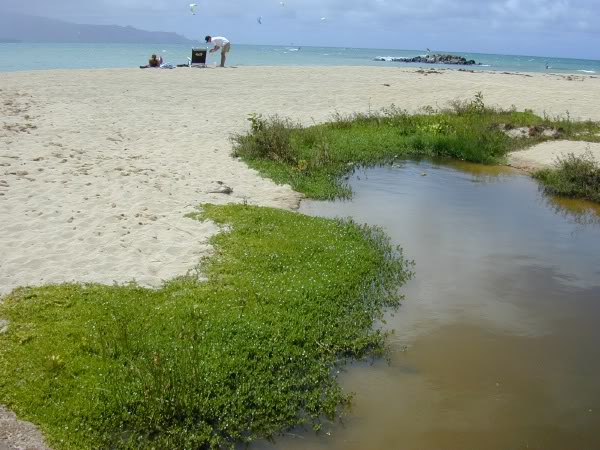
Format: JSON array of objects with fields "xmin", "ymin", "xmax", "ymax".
[{"xmin": 259, "ymin": 161, "xmax": 600, "ymax": 450}]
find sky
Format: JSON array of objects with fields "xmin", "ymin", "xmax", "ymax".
[{"xmin": 2, "ymin": 0, "xmax": 599, "ymax": 59}]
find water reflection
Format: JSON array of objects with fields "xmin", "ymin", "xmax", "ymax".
[
  {"xmin": 544, "ymin": 195, "xmax": 600, "ymax": 227},
  {"xmin": 256, "ymin": 161, "xmax": 600, "ymax": 450}
]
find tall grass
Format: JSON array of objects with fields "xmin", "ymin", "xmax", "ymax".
[
  {"xmin": 534, "ymin": 151, "xmax": 600, "ymax": 203},
  {"xmin": 0, "ymin": 204, "xmax": 413, "ymax": 449},
  {"xmin": 232, "ymin": 96, "xmax": 600, "ymax": 199}
]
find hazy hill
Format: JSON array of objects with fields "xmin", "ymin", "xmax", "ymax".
[{"xmin": 0, "ymin": 12, "xmax": 197, "ymax": 44}]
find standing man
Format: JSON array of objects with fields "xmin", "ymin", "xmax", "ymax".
[{"xmin": 205, "ymin": 35, "xmax": 231, "ymax": 67}]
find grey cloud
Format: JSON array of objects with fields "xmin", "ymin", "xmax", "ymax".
[
  {"xmin": 324, "ymin": 0, "xmax": 598, "ymax": 30},
  {"xmin": 2, "ymin": 0, "xmax": 598, "ymax": 24},
  {"xmin": 1, "ymin": 0, "xmax": 598, "ymax": 52}
]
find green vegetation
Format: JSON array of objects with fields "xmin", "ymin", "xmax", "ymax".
[
  {"xmin": 534, "ymin": 152, "xmax": 600, "ymax": 203},
  {"xmin": 232, "ymin": 95, "xmax": 600, "ymax": 199},
  {"xmin": 0, "ymin": 204, "xmax": 412, "ymax": 449}
]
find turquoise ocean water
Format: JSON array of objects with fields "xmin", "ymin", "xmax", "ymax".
[{"xmin": 1, "ymin": 43, "xmax": 599, "ymax": 74}]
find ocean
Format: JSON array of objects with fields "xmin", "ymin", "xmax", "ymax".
[{"xmin": 1, "ymin": 42, "xmax": 599, "ymax": 74}]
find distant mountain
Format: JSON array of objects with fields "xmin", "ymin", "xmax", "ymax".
[{"xmin": 0, "ymin": 12, "xmax": 197, "ymax": 44}]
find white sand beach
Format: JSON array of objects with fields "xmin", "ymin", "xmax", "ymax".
[{"xmin": 1, "ymin": 67, "xmax": 600, "ymax": 297}]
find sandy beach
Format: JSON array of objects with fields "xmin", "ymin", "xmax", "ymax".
[
  {"xmin": 507, "ymin": 140, "xmax": 600, "ymax": 171},
  {"xmin": 1, "ymin": 66, "xmax": 600, "ymax": 297}
]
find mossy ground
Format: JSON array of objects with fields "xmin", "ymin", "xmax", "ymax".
[{"xmin": 0, "ymin": 204, "xmax": 412, "ymax": 449}]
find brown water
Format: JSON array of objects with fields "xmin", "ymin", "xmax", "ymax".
[{"xmin": 257, "ymin": 161, "xmax": 600, "ymax": 450}]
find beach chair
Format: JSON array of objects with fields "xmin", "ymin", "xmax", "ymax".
[{"xmin": 189, "ymin": 48, "xmax": 208, "ymax": 67}]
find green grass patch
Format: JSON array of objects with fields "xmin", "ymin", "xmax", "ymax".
[
  {"xmin": 232, "ymin": 95, "xmax": 600, "ymax": 199},
  {"xmin": 0, "ymin": 204, "xmax": 412, "ymax": 449},
  {"xmin": 534, "ymin": 151, "xmax": 600, "ymax": 203}
]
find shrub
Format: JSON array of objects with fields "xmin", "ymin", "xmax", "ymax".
[
  {"xmin": 232, "ymin": 97, "xmax": 600, "ymax": 200},
  {"xmin": 534, "ymin": 151, "xmax": 600, "ymax": 203},
  {"xmin": 232, "ymin": 114, "xmax": 298, "ymax": 164}
]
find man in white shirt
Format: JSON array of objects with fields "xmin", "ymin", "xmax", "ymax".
[{"xmin": 205, "ymin": 35, "xmax": 231, "ymax": 67}]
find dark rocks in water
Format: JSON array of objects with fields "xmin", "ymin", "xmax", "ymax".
[{"xmin": 375, "ymin": 54, "xmax": 479, "ymax": 66}]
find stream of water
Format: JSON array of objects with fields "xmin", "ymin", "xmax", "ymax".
[{"xmin": 258, "ymin": 161, "xmax": 600, "ymax": 450}]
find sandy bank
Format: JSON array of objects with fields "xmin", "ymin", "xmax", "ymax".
[
  {"xmin": 1, "ymin": 66, "xmax": 600, "ymax": 296},
  {"xmin": 508, "ymin": 140, "xmax": 600, "ymax": 171}
]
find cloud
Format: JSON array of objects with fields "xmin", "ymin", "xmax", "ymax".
[
  {"xmin": 490, "ymin": 0, "xmax": 571, "ymax": 24},
  {"xmin": 0, "ymin": 0, "xmax": 598, "ymax": 55}
]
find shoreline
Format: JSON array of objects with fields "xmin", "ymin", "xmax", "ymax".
[
  {"xmin": 2, "ymin": 65, "xmax": 599, "ymax": 78},
  {"xmin": 507, "ymin": 140, "xmax": 600, "ymax": 172},
  {"xmin": 1, "ymin": 41, "xmax": 599, "ymax": 75}
]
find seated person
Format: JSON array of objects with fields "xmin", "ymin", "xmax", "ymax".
[{"xmin": 148, "ymin": 54, "xmax": 163, "ymax": 68}]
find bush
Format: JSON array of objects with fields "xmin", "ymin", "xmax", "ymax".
[
  {"xmin": 232, "ymin": 97, "xmax": 600, "ymax": 200},
  {"xmin": 232, "ymin": 114, "xmax": 298, "ymax": 164},
  {"xmin": 534, "ymin": 151, "xmax": 600, "ymax": 203}
]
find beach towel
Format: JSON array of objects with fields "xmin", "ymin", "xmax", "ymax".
[{"xmin": 139, "ymin": 63, "xmax": 176, "ymax": 69}]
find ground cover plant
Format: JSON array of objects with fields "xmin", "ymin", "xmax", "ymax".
[
  {"xmin": 232, "ymin": 95, "xmax": 600, "ymax": 199},
  {"xmin": 534, "ymin": 151, "xmax": 600, "ymax": 204},
  {"xmin": 0, "ymin": 204, "xmax": 412, "ymax": 449}
]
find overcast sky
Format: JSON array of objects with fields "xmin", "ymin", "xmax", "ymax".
[{"xmin": 2, "ymin": 0, "xmax": 599, "ymax": 58}]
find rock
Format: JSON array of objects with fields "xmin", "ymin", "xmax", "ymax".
[
  {"xmin": 542, "ymin": 128, "xmax": 564, "ymax": 138},
  {"xmin": 5, "ymin": 170, "xmax": 28, "ymax": 176},
  {"xmin": 0, "ymin": 405, "xmax": 50, "ymax": 449},
  {"xmin": 208, "ymin": 185, "xmax": 233, "ymax": 195},
  {"xmin": 375, "ymin": 54, "xmax": 480, "ymax": 66},
  {"xmin": 505, "ymin": 127, "xmax": 529, "ymax": 138},
  {"xmin": 496, "ymin": 123, "xmax": 563, "ymax": 139},
  {"xmin": 0, "ymin": 319, "xmax": 8, "ymax": 334}
]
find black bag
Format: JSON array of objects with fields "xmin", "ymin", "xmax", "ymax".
[{"xmin": 191, "ymin": 48, "xmax": 207, "ymax": 65}]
